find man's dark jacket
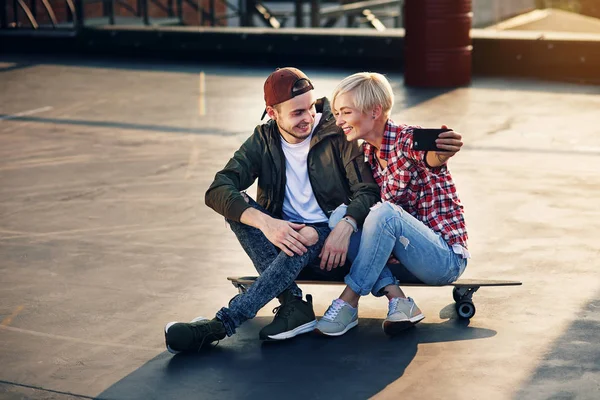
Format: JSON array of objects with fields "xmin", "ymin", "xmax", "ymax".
[{"xmin": 205, "ymin": 97, "xmax": 380, "ymax": 227}]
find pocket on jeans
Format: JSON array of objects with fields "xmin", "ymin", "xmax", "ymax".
[
  {"xmin": 436, "ymin": 255, "xmax": 465, "ymax": 285},
  {"xmin": 456, "ymin": 258, "xmax": 468, "ymax": 279},
  {"xmin": 448, "ymin": 258, "xmax": 467, "ymax": 284}
]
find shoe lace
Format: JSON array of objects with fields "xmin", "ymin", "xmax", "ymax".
[
  {"xmin": 323, "ymin": 299, "xmax": 345, "ymax": 321},
  {"xmin": 189, "ymin": 322, "xmax": 220, "ymax": 351},
  {"xmin": 388, "ymin": 297, "xmax": 400, "ymax": 315},
  {"xmin": 389, "ymin": 297, "xmax": 414, "ymax": 315},
  {"xmin": 272, "ymin": 303, "xmax": 295, "ymax": 319}
]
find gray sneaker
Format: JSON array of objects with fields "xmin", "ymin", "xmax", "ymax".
[
  {"xmin": 383, "ymin": 297, "xmax": 425, "ymax": 336},
  {"xmin": 314, "ymin": 299, "xmax": 358, "ymax": 336}
]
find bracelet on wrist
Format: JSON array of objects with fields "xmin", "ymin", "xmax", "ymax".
[{"xmin": 341, "ymin": 217, "xmax": 358, "ymax": 233}]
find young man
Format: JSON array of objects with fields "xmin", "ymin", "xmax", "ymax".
[{"xmin": 164, "ymin": 67, "xmax": 380, "ymax": 353}]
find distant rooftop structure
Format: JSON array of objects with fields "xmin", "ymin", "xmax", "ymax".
[{"xmin": 486, "ymin": 8, "xmax": 600, "ymax": 33}]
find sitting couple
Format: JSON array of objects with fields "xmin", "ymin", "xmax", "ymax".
[{"xmin": 164, "ymin": 67, "xmax": 468, "ymax": 353}]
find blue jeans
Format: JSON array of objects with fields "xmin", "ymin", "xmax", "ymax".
[
  {"xmin": 216, "ymin": 197, "xmax": 331, "ymax": 336},
  {"xmin": 330, "ymin": 202, "xmax": 467, "ymax": 297}
]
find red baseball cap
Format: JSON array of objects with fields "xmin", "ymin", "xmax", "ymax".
[{"xmin": 263, "ymin": 67, "xmax": 314, "ymax": 108}]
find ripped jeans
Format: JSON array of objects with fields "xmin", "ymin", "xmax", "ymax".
[{"xmin": 330, "ymin": 202, "xmax": 467, "ymax": 297}]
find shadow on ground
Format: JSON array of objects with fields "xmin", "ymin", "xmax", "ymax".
[
  {"xmin": 514, "ymin": 292, "xmax": 600, "ymax": 400},
  {"xmin": 98, "ymin": 314, "xmax": 495, "ymax": 400}
]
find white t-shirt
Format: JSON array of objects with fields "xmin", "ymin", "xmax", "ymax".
[{"xmin": 280, "ymin": 113, "xmax": 327, "ymax": 223}]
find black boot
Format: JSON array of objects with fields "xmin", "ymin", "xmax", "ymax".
[{"xmin": 259, "ymin": 289, "xmax": 317, "ymax": 341}]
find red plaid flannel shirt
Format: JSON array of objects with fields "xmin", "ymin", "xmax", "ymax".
[{"xmin": 363, "ymin": 120, "xmax": 468, "ymax": 248}]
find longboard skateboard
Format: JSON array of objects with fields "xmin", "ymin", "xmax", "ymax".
[{"xmin": 227, "ymin": 276, "xmax": 522, "ymax": 320}]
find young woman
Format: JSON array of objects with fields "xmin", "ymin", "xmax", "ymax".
[{"xmin": 315, "ymin": 72, "xmax": 469, "ymax": 336}]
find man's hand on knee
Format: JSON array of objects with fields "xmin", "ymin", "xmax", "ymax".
[
  {"xmin": 262, "ymin": 217, "xmax": 313, "ymax": 257},
  {"xmin": 298, "ymin": 226, "xmax": 319, "ymax": 247},
  {"xmin": 240, "ymin": 208, "xmax": 313, "ymax": 257}
]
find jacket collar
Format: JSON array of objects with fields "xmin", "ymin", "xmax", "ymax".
[{"xmin": 311, "ymin": 97, "xmax": 340, "ymax": 142}]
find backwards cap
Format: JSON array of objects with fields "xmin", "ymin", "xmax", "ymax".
[{"xmin": 263, "ymin": 67, "xmax": 314, "ymax": 108}]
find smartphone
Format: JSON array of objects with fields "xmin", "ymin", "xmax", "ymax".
[{"xmin": 412, "ymin": 128, "xmax": 451, "ymax": 152}]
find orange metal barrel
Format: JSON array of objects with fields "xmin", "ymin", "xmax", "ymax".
[{"xmin": 404, "ymin": 0, "xmax": 473, "ymax": 87}]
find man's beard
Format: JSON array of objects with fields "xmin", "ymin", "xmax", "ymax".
[{"xmin": 279, "ymin": 122, "xmax": 313, "ymax": 141}]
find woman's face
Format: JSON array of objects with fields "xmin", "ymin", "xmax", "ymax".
[{"xmin": 333, "ymin": 91, "xmax": 375, "ymax": 142}]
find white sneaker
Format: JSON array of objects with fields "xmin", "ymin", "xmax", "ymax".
[
  {"xmin": 383, "ymin": 297, "xmax": 424, "ymax": 336},
  {"xmin": 314, "ymin": 299, "xmax": 358, "ymax": 337}
]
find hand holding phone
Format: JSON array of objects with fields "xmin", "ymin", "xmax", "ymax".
[{"xmin": 412, "ymin": 128, "xmax": 452, "ymax": 152}]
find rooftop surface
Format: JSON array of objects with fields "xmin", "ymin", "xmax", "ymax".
[
  {"xmin": 1, "ymin": 55, "xmax": 599, "ymax": 400},
  {"xmin": 487, "ymin": 8, "xmax": 600, "ymax": 33}
]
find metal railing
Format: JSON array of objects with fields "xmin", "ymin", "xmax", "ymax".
[
  {"xmin": 0, "ymin": 0, "xmax": 403, "ymax": 31},
  {"xmin": 2, "ymin": 0, "xmax": 81, "ymax": 29}
]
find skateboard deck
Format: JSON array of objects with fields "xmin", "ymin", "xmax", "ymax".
[{"xmin": 227, "ymin": 276, "xmax": 522, "ymax": 320}]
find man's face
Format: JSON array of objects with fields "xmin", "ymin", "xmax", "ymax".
[
  {"xmin": 268, "ymin": 91, "xmax": 316, "ymax": 144},
  {"xmin": 333, "ymin": 91, "xmax": 374, "ymax": 142}
]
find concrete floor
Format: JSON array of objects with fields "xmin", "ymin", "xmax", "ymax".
[{"xmin": 0, "ymin": 55, "xmax": 599, "ymax": 400}]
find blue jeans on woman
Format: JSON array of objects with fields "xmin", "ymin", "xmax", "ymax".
[{"xmin": 330, "ymin": 202, "xmax": 467, "ymax": 297}]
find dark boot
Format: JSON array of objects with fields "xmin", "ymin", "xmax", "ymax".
[
  {"xmin": 165, "ymin": 317, "xmax": 227, "ymax": 354},
  {"xmin": 259, "ymin": 289, "xmax": 317, "ymax": 341}
]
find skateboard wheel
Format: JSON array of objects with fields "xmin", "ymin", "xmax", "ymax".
[
  {"xmin": 452, "ymin": 287, "xmax": 462, "ymax": 302},
  {"xmin": 455, "ymin": 300, "xmax": 476, "ymax": 319}
]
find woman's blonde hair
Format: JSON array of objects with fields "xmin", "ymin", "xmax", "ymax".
[{"xmin": 331, "ymin": 72, "xmax": 394, "ymax": 118}]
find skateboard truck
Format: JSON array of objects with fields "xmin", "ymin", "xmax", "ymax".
[
  {"xmin": 230, "ymin": 276, "xmax": 256, "ymax": 294},
  {"xmin": 452, "ymin": 286, "xmax": 479, "ymax": 319}
]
